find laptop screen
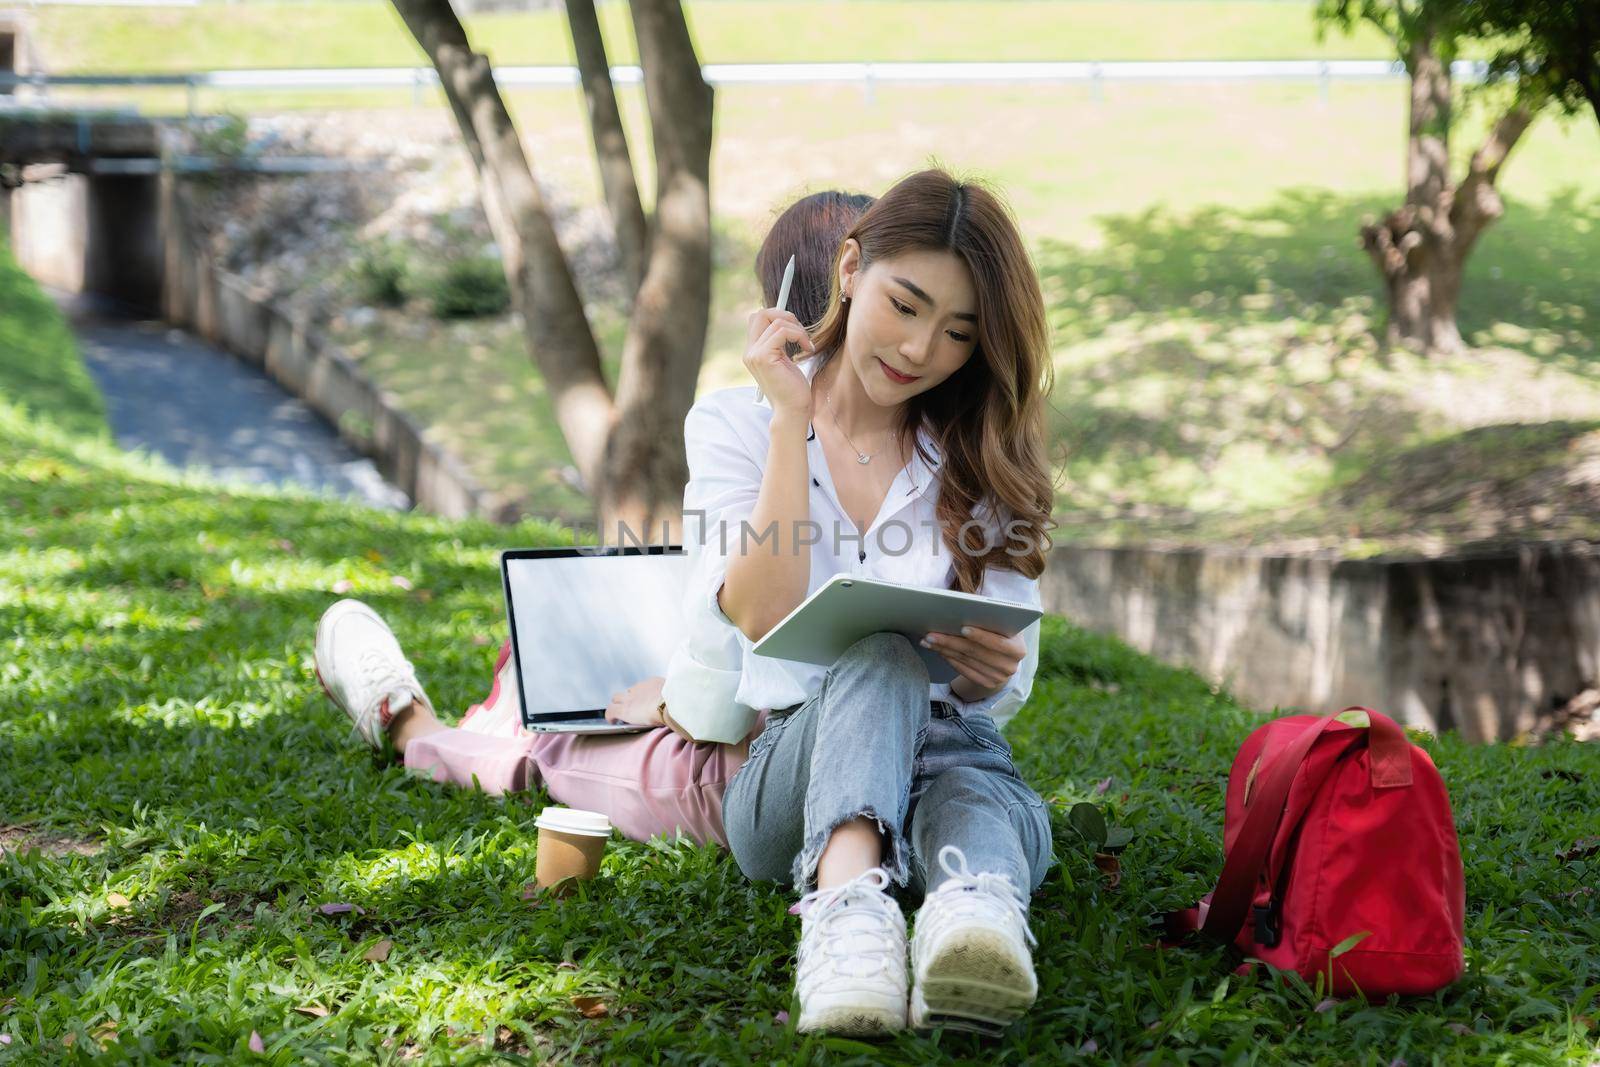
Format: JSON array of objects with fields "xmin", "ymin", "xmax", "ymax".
[{"xmin": 501, "ymin": 547, "xmax": 690, "ymax": 722}]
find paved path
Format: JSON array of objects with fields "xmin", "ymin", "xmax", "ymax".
[{"xmin": 64, "ymin": 296, "xmax": 409, "ymax": 510}]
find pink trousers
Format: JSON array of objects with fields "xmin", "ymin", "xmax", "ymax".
[{"xmin": 400, "ymin": 642, "xmax": 757, "ymax": 849}]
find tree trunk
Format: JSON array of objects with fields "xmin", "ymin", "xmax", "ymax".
[
  {"xmin": 392, "ymin": 0, "xmax": 714, "ymax": 540},
  {"xmin": 1359, "ymin": 33, "xmax": 1534, "ymax": 355},
  {"xmin": 565, "ymin": 0, "xmax": 650, "ymax": 300},
  {"xmin": 593, "ymin": 0, "xmax": 714, "ymax": 546},
  {"xmin": 392, "ymin": 0, "xmax": 614, "ymax": 487},
  {"xmin": 1405, "ymin": 34, "xmax": 1451, "ymax": 209}
]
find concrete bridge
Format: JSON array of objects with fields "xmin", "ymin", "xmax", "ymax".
[{"xmin": 1, "ymin": 110, "xmax": 168, "ymax": 310}]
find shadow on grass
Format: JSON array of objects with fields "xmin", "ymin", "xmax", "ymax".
[
  {"xmin": 1040, "ymin": 186, "xmax": 1600, "ymax": 359},
  {"xmin": 1035, "ymin": 186, "xmax": 1600, "ymax": 545}
]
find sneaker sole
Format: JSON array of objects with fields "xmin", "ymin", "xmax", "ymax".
[
  {"xmin": 911, "ymin": 926, "xmax": 1036, "ymax": 1032},
  {"xmin": 797, "ymin": 1000, "xmax": 906, "ymax": 1036}
]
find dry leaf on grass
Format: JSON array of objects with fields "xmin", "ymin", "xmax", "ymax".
[
  {"xmin": 106, "ymin": 892, "xmax": 130, "ymax": 909},
  {"xmin": 362, "ymin": 938, "xmax": 393, "ymax": 963},
  {"xmin": 570, "ymin": 996, "xmax": 609, "ymax": 1019},
  {"xmin": 294, "ymin": 1005, "xmax": 331, "ymax": 1019},
  {"xmin": 1093, "ymin": 852, "xmax": 1122, "ymax": 889},
  {"xmin": 1557, "ymin": 836, "xmax": 1600, "ymax": 862},
  {"xmin": 314, "ymin": 902, "xmax": 366, "ymax": 917}
]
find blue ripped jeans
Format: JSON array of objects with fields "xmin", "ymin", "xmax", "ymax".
[{"xmin": 722, "ymin": 632, "xmax": 1054, "ymax": 901}]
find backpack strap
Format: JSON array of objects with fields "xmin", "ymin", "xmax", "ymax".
[{"xmin": 1198, "ymin": 707, "xmax": 1412, "ymax": 945}]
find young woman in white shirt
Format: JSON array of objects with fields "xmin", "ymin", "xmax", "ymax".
[{"xmin": 690, "ymin": 168, "xmax": 1057, "ymax": 1037}]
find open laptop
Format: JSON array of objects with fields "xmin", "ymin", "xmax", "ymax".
[{"xmin": 500, "ymin": 545, "xmax": 690, "ymax": 733}]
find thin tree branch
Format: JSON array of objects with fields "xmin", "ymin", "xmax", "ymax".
[{"xmin": 565, "ymin": 0, "xmax": 649, "ymax": 299}]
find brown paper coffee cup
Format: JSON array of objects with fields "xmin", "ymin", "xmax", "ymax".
[{"xmin": 534, "ymin": 807, "xmax": 611, "ymax": 890}]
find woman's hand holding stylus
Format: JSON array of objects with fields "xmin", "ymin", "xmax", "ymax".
[
  {"xmin": 921, "ymin": 626, "xmax": 1026, "ymax": 696},
  {"xmin": 744, "ymin": 307, "xmax": 815, "ymax": 422}
]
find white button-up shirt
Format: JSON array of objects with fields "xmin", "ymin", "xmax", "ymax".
[{"xmin": 661, "ymin": 354, "xmax": 1041, "ymax": 743}]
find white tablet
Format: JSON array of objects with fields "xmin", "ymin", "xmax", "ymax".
[{"xmin": 749, "ymin": 574, "xmax": 1042, "ymax": 684}]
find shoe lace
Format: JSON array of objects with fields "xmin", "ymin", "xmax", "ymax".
[
  {"xmin": 791, "ymin": 868, "xmax": 903, "ymax": 974},
  {"xmin": 354, "ymin": 647, "xmax": 419, "ymax": 736},
  {"xmin": 926, "ymin": 845, "xmax": 1037, "ymax": 950}
]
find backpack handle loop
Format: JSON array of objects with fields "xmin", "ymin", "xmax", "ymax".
[{"xmin": 1342, "ymin": 705, "xmax": 1414, "ymax": 789}]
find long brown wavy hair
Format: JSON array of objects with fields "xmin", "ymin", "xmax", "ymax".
[{"xmin": 803, "ymin": 169, "xmax": 1056, "ymax": 592}]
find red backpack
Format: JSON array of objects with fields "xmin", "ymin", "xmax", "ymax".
[{"xmin": 1169, "ymin": 707, "xmax": 1465, "ymax": 997}]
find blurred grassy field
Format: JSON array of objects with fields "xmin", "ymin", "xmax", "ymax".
[
  {"xmin": 323, "ymin": 79, "xmax": 1600, "ymax": 550},
  {"xmin": 37, "ymin": 0, "xmax": 1398, "ymax": 74},
  {"xmin": 28, "ymin": 0, "xmax": 1600, "ymax": 547}
]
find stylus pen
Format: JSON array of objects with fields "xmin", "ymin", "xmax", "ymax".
[{"xmin": 753, "ymin": 253, "xmax": 796, "ymax": 407}]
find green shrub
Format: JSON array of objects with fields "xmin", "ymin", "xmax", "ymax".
[
  {"xmin": 351, "ymin": 240, "xmax": 411, "ymax": 308},
  {"xmin": 191, "ymin": 112, "xmax": 249, "ymax": 161},
  {"xmin": 426, "ymin": 256, "xmax": 510, "ymax": 319}
]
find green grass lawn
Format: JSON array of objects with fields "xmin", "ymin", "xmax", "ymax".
[
  {"xmin": 0, "ymin": 240, "xmax": 107, "ymax": 442},
  {"xmin": 35, "ymin": 1, "xmax": 1399, "ymax": 77},
  {"xmin": 4, "ymin": 231, "xmax": 1600, "ymax": 1063}
]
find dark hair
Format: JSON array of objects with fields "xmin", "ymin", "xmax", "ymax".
[
  {"xmin": 804, "ymin": 169, "xmax": 1056, "ymax": 592},
  {"xmin": 756, "ymin": 191, "xmax": 875, "ymax": 328}
]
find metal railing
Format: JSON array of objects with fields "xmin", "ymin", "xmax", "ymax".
[{"xmin": 0, "ymin": 59, "xmax": 1486, "ymax": 116}]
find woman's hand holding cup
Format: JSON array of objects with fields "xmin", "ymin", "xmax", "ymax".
[{"xmin": 744, "ymin": 307, "xmax": 816, "ymax": 423}]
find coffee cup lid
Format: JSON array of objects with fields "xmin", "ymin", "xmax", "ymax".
[{"xmin": 535, "ymin": 807, "xmax": 612, "ymax": 838}]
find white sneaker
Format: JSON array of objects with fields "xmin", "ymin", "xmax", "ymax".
[
  {"xmin": 792, "ymin": 867, "xmax": 908, "ymax": 1035},
  {"xmin": 313, "ymin": 599, "xmax": 432, "ymax": 751},
  {"xmin": 909, "ymin": 845, "xmax": 1038, "ymax": 1034}
]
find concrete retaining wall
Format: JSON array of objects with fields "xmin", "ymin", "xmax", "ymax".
[
  {"xmin": 9, "ymin": 172, "xmax": 87, "ymax": 292},
  {"xmin": 156, "ymin": 173, "xmax": 509, "ymax": 521},
  {"xmin": 1043, "ymin": 541, "xmax": 1600, "ymax": 742}
]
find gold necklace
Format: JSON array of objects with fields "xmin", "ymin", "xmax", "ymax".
[{"xmin": 824, "ymin": 379, "xmax": 898, "ymax": 465}]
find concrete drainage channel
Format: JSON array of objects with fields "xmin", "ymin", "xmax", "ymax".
[{"xmin": 66, "ymin": 293, "xmax": 410, "ymax": 511}]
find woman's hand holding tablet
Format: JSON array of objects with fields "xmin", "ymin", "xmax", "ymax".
[
  {"xmin": 748, "ymin": 575, "xmax": 1042, "ymax": 686},
  {"xmin": 921, "ymin": 626, "xmax": 1028, "ymax": 697}
]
